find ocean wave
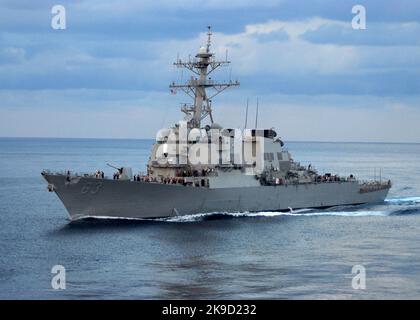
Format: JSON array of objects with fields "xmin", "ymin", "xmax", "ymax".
[{"xmin": 388, "ymin": 208, "xmax": 420, "ymax": 216}]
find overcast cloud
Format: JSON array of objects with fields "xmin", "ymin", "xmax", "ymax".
[{"xmin": 0, "ymin": 0, "xmax": 419, "ymax": 142}]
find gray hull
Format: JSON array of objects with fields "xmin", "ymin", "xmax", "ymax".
[{"xmin": 43, "ymin": 174, "xmax": 390, "ymax": 220}]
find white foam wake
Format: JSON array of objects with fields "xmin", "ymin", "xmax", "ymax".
[
  {"xmin": 385, "ymin": 196, "xmax": 420, "ymax": 205},
  {"xmin": 159, "ymin": 209, "xmax": 389, "ymax": 222}
]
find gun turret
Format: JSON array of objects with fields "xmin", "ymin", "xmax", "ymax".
[
  {"xmin": 107, "ymin": 163, "xmax": 123, "ymax": 173},
  {"xmin": 107, "ymin": 163, "xmax": 132, "ymax": 181}
]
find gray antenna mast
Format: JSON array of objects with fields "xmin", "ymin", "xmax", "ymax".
[
  {"xmin": 169, "ymin": 26, "xmax": 240, "ymax": 128},
  {"xmin": 244, "ymin": 98, "xmax": 249, "ymax": 129},
  {"xmin": 255, "ymin": 97, "xmax": 259, "ymax": 128}
]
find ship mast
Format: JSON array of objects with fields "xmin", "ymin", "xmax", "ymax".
[{"xmin": 170, "ymin": 26, "xmax": 240, "ymax": 128}]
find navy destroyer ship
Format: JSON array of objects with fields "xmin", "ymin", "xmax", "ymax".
[{"xmin": 42, "ymin": 27, "xmax": 391, "ymax": 220}]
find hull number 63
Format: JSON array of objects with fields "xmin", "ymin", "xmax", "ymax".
[{"xmin": 81, "ymin": 182, "xmax": 103, "ymax": 194}]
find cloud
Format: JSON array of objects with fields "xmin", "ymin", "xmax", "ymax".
[
  {"xmin": 3, "ymin": 16, "xmax": 419, "ymax": 94},
  {"xmin": 215, "ymin": 28, "xmax": 359, "ymax": 76},
  {"xmin": 0, "ymin": 47, "xmax": 26, "ymax": 64},
  {"xmin": 245, "ymin": 17, "xmax": 344, "ymax": 40},
  {"xmin": 0, "ymin": 1, "xmax": 419, "ymax": 141},
  {"xmin": 302, "ymin": 21, "xmax": 420, "ymax": 46}
]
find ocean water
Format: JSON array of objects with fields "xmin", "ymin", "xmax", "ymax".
[{"xmin": 0, "ymin": 138, "xmax": 420, "ymax": 299}]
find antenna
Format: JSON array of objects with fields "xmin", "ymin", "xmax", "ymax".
[
  {"xmin": 244, "ymin": 98, "xmax": 249, "ymax": 129},
  {"xmin": 255, "ymin": 98, "xmax": 259, "ymax": 128},
  {"xmin": 170, "ymin": 26, "xmax": 240, "ymax": 128},
  {"xmin": 206, "ymin": 26, "xmax": 212, "ymax": 53}
]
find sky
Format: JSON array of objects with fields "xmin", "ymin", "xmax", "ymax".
[{"xmin": 0, "ymin": 0, "xmax": 420, "ymax": 142}]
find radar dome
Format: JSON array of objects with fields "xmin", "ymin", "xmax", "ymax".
[{"xmin": 198, "ymin": 46, "xmax": 207, "ymax": 54}]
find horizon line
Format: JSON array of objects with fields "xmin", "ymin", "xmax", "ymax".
[{"xmin": 1, "ymin": 136, "xmax": 420, "ymax": 145}]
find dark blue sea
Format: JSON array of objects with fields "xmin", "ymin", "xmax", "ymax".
[{"xmin": 1, "ymin": 138, "xmax": 420, "ymax": 299}]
